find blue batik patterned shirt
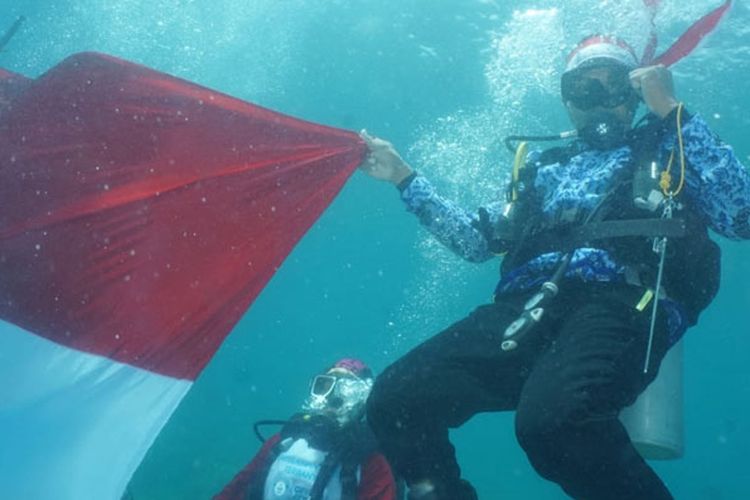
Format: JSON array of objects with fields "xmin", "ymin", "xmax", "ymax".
[{"xmin": 399, "ymin": 113, "xmax": 750, "ymax": 344}]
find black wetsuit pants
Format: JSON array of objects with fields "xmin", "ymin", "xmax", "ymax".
[{"xmin": 367, "ymin": 283, "xmax": 674, "ymax": 500}]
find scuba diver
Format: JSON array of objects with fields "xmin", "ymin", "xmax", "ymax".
[
  {"xmin": 214, "ymin": 358, "xmax": 398, "ymax": 500},
  {"xmin": 359, "ymin": 34, "xmax": 750, "ymax": 499}
]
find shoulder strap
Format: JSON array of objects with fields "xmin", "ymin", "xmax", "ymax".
[
  {"xmin": 520, "ymin": 217, "xmax": 688, "ymax": 259},
  {"xmin": 308, "ymin": 448, "xmax": 343, "ymax": 500},
  {"xmin": 627, "ymin": 113, "xmax": 665, "ymax": 166}
]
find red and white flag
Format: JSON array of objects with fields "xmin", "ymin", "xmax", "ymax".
[{"xmin": 0, "ymin": 53, "xmax": 365, "ymax": 499}]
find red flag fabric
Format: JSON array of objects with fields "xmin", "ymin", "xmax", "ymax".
[
  {"xmin": 0, "ymin": 52, "xmax": 366, "ymax": 380},
  {"xmin": 0, "ymin": 67, "xmax": 31, "ymax": 110},
  {"xmin": 0, "ymin": 67, "xmax": 22, "ymax": 80},
  {"xmin": 652, "ymin": 0, "xmax": 732, "ymax": 67},
  {"xmin": 641, "ymin": 0, "xmax": 661, "ymax": 65}
]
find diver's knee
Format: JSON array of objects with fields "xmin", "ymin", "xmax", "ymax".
[{"xmin": 514, "ymin": 408, "xmax": 570, "ymax": 479}]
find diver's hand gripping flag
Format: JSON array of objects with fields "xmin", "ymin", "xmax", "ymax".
[{"xmin": 0, "ymin": 52, "xmax": 366, "ymax": 499}]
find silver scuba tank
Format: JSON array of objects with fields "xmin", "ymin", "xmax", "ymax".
[{"xmin": 620, "ymin": 340, "xmax": 684, "ymax": 460}]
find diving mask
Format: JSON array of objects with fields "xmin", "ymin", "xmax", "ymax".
[
  {"xmin": 561, "ymin": 65, "xmax": 637, "ymax": 111},
  {"xmin": 303, "ymin": 372, "xmax": 373, "ymax": 424}
]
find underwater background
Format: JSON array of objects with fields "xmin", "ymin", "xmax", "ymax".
[{"xmin": 1, "ymin": 0, "xmax": 748, "ymax": 498}]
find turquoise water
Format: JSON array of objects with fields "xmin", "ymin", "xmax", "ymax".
[{"xmin": 2, "ymin": 1, "xmax": 749, "ymax": 498}]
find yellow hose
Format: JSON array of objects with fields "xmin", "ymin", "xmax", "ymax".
[{"xmin": 511, "ymin": 141, "xmax": 528, "ymax": 202}]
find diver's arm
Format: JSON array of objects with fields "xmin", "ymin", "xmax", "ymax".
[
  {"xmin": 399, "ymin": 175, "xmax": 505, "ymax": 262},
  {"xmin": 671, "ymin": 111, "xmax": 750, "ymax": 240},
  {"xmin": 359, "ymin": 130, "xmax": 507, "ymax": 262}
]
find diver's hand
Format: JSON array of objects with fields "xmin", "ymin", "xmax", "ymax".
[
  {"xmin": 630, "ymin": 65, "xmax": 679, "ymax": 118},
  {"xmin": 359, "ymin": 130, "xmax": 413, "ymax": 185}
]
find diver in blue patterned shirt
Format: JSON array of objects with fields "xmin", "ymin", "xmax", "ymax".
[{"xmin": 360, "ymin": 35, "xmax": 750, "ymax": 500}]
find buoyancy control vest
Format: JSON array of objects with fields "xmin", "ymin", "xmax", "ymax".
[
  {"xmin": 263, "ymin": 438, "xmax": 346, "ymax": 500},
  {"xmin": 247, "ymin": 414, "xmax": 378, "ymax": 500},
  {"xmin": 492, "ymin": 114, "xmax": 721, "ymax": 325}
]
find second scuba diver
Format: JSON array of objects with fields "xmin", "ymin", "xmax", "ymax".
[{"xmin": 214, "ymin": 358, "xmax": 397, "ymax": 500}]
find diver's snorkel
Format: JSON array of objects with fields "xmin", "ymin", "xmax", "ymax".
[{"xmin": 0, "ymin": 16, "xmax": 26, "ymax": 53}]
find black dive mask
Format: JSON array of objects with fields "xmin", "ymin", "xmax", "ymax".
[
  {"xmin": 561, "ymin": 65, "xmax": 637, "ymax": 111},
  {"xmin": 577, "ymin": 111, "xmax": 629, "ymax": 150}
]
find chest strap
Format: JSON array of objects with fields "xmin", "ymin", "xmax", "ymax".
[
  {"xmin": 514, "ymin": 217, "xmax": 688, "ymax": 259},
  {"xmin": 561, "ymin": 217, "xmax": 687, "ymax": 247}
]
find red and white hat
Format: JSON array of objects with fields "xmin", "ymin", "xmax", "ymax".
[{"xmin": 564, "ymin": 35, "xmax": 640, "ymax": 74}]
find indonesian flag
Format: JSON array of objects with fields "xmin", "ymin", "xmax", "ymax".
[{"xmin": 0, "ymin": 53, "xmax": 366, "ymax": 499}]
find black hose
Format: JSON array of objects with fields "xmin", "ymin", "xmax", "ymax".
[
  {"xmin": 252, "ymin": 419, "xmax": 287, "ymax": 443},
  {"xmin": 502, "ymin": 132, "xmax": 575, "ymax": 154}
]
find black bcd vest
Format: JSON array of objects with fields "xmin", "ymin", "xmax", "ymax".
[{"xmin": 493, "ymin": 118, "xmax": 721, "ymax": 325}]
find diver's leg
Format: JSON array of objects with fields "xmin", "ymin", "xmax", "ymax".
[
  {"xmin": 367, "ymin": 296, "xmax": 547, "ymax": 500},
  {"xmin": 515, "ymin": 287, "xmax": 673, "ymax": 500}
]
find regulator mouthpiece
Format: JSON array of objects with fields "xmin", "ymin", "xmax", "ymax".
[{"xmin": 578, "ymin": 112, "xmax": 627, "ymax": 150}]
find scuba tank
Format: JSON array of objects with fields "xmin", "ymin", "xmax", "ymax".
[
  {"xmin": 250, "ymin": 414, "xmax": 384, "ymax": 500},
  {"xmin": 620, "ymin": 340, "xmax": 684, "ymax": 459}
]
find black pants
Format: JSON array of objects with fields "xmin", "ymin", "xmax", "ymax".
[{"xmin": 367, "ymin": 283, "xmax": 674, "ymax": 500}]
